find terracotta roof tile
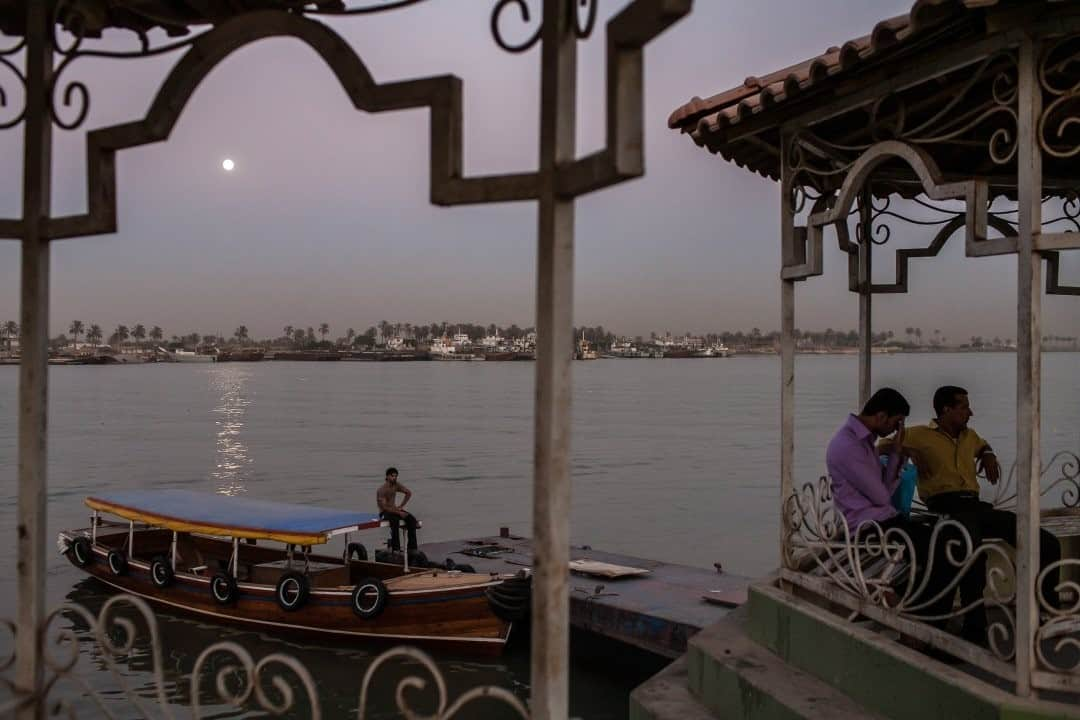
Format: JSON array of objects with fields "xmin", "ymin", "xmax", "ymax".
[{"xmin": 667, "ymin": 0, "xmax": 1031, "ymax": 133}]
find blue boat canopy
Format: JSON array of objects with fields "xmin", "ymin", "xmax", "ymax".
[{"xmin": 86, "ymin": 489, "xmax": 382, "ymax": 545}]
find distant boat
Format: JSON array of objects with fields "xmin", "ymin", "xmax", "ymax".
[
  {"xmin": 157, "ymin": 347, "xmax": 215, "ymax": 363},
  {"xmin": 430, "ymin": 336, "xmax": 476, "ymax": 361},
  {"xmin": 217, "ymin": 348, "xmax": 265, "ymax": 362},
  {"xmin": 576, "ymin": 332, "xmax": 599, "ymax": 360}
]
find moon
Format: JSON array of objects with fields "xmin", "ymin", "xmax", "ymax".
[{"xmin": 222, "ymin": 158, "xmax": 235, "ymax": 172}]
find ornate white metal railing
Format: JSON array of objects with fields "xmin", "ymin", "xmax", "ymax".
[
  {"xmin": 0, "ymin": 594, "xmax": 530, "ymax": 719},
  {"xmin": 781, "ymin": 451, "xmax": 1080, "ymax": 694}
]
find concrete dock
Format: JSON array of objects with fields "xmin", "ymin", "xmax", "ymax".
[{"xmin": 416, "ymin": 531, "xmax": 750, "ymax": 659}]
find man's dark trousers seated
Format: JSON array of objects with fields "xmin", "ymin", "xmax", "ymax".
[
  {"xmin": 381, "ymin": 511, "xmax": 419, "ymax": 553},
  {"xmin": 926, "ymin": 491, "xmax": 1061, "ymax": 641}
]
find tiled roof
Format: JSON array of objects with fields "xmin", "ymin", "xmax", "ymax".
[{"xmin": 668, "ymin": 0, "xmax": 1067, "ymax": 137}]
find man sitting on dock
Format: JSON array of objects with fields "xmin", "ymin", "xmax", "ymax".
[
  {"xmin": 895, "ymin": 386, "xmax": 1061, "ymax": 644},
  {"xmin": 377, "ymin": 467, "xmax": 420, "ymax": 556},
  {"xmin": 826, "ymin": 389, "xmax": 956, "ymax": 627}
]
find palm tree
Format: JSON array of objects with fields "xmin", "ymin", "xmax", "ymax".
[
  {"xmin": 283, "ymin": 325, "xmax": 294, "ymax": 343},
  {"xmin": 68, "ymin": 320, "xmax": 84, "ymax": 349},
  {"xmin": 914, "ymin": 327, "xmax": 922, "ymax": 345},
  {"xmin": 346, "ymin": 328, "xmax": 356, "ymax": 346},
  {"xmin": 113, "ymin": 325, "xmax": 129, "ymax": 351},
  {"xmin": 87, "ymin": 324, "xmax": 102, "ymax": 345},
  {"xmin": 319, "ymin": 323, "xmax": 330, "ymax": 343},
  {"xmin": 234, "ymin": 326, "xmax": 249, "ymax": 345},
  {"xmin": 150, "ymin": 326, "xmax": 163, "ymax": 344},
  {"xmin": 294, "ymin": 328, "xmax": 306, "ymax": 347},
  {"xmin": 132, "ymin": 324, "xmax": 146, "ymax": 349}
]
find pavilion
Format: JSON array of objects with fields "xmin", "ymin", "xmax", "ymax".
[{"xmin": 642, "ymin": 0, "xmax": 1080, "ymax": 717}]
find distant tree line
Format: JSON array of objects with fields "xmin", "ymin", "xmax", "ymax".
[{"xmin": 3, "ymin": 318, "xmax": 1077, "ymax": 354}]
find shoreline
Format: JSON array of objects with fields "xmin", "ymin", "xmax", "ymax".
[{"xmin": 2, "ymin": 347, "xmax": 1078, "ymax": 366}]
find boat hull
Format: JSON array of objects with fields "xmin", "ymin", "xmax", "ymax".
[{"xmin": 60, "ymin": 532, "xmax": 512, "ymax": 655}]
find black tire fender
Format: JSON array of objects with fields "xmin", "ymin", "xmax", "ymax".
[
  {"xmin": 210, "ymin": 573, "xmax": 239, "ymax": 605},
  {"xmin": 351, "ymin": 577, "xmax": 388, "ymax": 619},
  {"xmin": 69, "ymin": 537, "xmax": 93, "ymax": 568},
  {"xmin": 107, "ymin": 550, "xmax": 128, "ymax": 576},
  {"xmin": 346, "ymin": 542, "xmax": 368, "ymax": 562},
  {"xmin": 275, "ymin": 572, "xmax": 310, "ymax": 612},
  {"xmin": 486, "ymin": 588, "xmax": 529, "ymax": 622},
  {"xmin": 150, "ymin": 556, "xmax": 174, "ymax": 588}
]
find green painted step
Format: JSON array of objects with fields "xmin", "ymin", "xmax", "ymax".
[
  {"xmin": 745, "ymin": 581, "xmax": 1080, "ymax": 720},
  {"xmin": 687, "ymin": 605, "xmax": 885, "ymax": 720},
  {"xmin": 630, "ymin": 656, "xmax": 716, "ymax": 720}
]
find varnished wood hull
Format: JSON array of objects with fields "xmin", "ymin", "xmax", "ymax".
[{"xmin": 60, "ymin": 531, "xmax": 513, "ymax": 656}]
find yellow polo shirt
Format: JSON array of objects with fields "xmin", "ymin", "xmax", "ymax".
[{"xmin": 897, "ymin": 421, "xmax": 992, "ymax": 499}]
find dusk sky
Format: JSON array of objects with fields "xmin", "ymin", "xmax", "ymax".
[{"xmin": 0, "ymin": 0, "xmax": 1076, "ymax": 342}]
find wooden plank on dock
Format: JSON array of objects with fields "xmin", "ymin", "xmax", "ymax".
[{"xmin": 417, "ymin": 534, "xmax": 750, "ymax": 659}]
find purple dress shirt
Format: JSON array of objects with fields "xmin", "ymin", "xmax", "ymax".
[{"xmin": 825, "ymin": 414, "xmax": 902, "ymax": 530}]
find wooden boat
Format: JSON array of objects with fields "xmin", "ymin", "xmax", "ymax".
[{"xmin": 57, "ymin": 490, "xmax": 519, "ymax": 655}]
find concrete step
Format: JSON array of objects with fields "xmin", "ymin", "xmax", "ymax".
[
  {"xmin": 687, "ymin": 606, "xmax": 884, "ymax": 720},
  {"xmin": 630, "ymin": 656, "xmax": 717, "ymax": 720},
  {"xmin": 745, "ymin": 581, "xmax": 1080, "ymax": 720}
]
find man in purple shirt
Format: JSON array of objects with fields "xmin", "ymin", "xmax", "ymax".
[
  {"xmin": 826, "ymin": 388, "xmax": 957, "ymax": 639},
  {"xmin": 826, "ymin": 388, "xmax": 908, "ymax": 531}
]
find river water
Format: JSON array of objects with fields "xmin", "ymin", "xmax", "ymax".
[{"xmin": 0, "ymin": 353, "xmax": 1077, "ymax": 717}]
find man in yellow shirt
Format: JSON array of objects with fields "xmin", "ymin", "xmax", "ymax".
[{"xmin": 900, "ymin": 386, "xmax": 1061, "ymax": 645}]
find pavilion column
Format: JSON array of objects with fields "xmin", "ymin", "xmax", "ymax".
[
  {"xmin": 1014, "ymin": 33, "xmax": 1042, "ymax": 698},
  {"xmin": 779, "ymin": 138, "xmax": 795, "ymax": 564},
  {"xmin": 857, "ymin": 189, "xmax": 873, "ymax": 407},
  {"xmin": 532, "ymin": 1, "xmax": 576, "ymax": 718},
  {"xmin": 16, "ymin": 3, "xmax": 53, "ymax": 718}
]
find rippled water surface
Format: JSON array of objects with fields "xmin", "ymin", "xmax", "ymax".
[{"xmin": 0, "ymin": 353, "xmax": 1077, "ymax": 717}]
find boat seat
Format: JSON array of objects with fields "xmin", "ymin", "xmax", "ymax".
[{"xmin": 189, "ymin": 565, "xmax": 208, "ymax": 576}]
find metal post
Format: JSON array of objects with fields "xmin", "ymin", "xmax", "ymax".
[
  {"xmin": 17, "ymin": 4, "xmax": 53, "ymax": 717},
  {"xmin": 1014, "ymin": 35, "xmax": 1042, "ymax": 697},
  {"xmin": 857, "ymin": 189, "xmax": 873, "ymax": 407},
  {"xmin": 231, "ymin": 538, "xmax": 239, "ymax": 578},
  {"xmin": 128, "ymin": 522, "xmax": 134, "ymax": 559},
  {"xmin": 779, "ymin": 138, "xmax": 796, "ymax": 567},
  {"xmin": 91, "ymin": 512, "xmax": 98, "ymax": 545},
  {"xmin": 532, "ymin": 2, "xmax": 576, "ymax": 718},
  {"xmin": 171, "ymin": 531, "xmax": 177, "ymax": 571}
]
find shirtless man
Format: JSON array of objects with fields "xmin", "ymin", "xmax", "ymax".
[{"xmin": 376, "ymin": 467, "xmax": 419, "ymax": 554}]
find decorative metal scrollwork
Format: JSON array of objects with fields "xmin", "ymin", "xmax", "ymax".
[
  {"xmin": 491, "ymin": 0, "xmax": 598, "ymax": 54},
  {"xmin": 192, "ymin": 642, "xmax": 322, "ymax": 719},
  {"xmin": 1038, "ymin": 34, "xmax": 1080, "ymax": 159},
  {"xmin": 49, "ymin": 0, "xmax": 215, "ymax": 131},
  {"xmin": 0, "ymin": 36, "xmax": 26, "ymax": 130},
  {"xmin": 991, "ymin": 449, "xmax": 1080, "ymax": 510},
  {"xmin": 0, "ymin": 593, "xmax": 531, "ymax": 718},
  {"xmin": 1036, "ymin": 559, "xmax": 1080, "ymax": 675},
  {"xmin": 784, "ymin": 477, "xmax": 1017, "ymax": 664},
  {"xmin": 358, "ymin": 646, "xmax": 530, "ymax": 720},
  {"xmin": 786, "ymin": 51, "xmax": 1020, "ymax": 193}
]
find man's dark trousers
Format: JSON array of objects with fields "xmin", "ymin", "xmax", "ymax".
[{"xmin": 381, "ymin": 511, "xmax": 418, "ymax": 552}]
